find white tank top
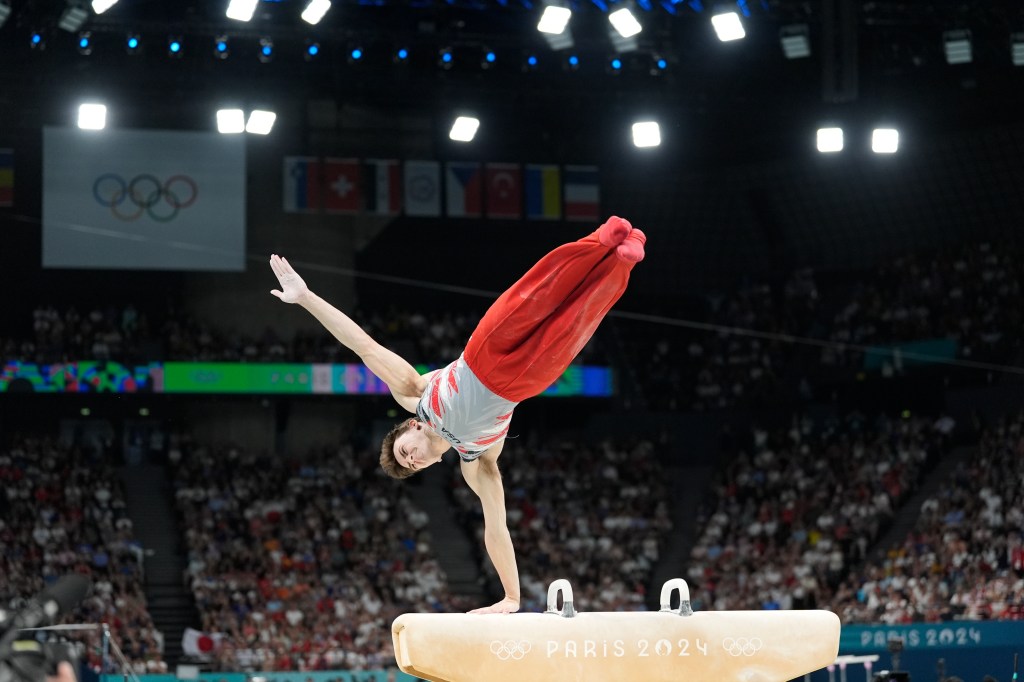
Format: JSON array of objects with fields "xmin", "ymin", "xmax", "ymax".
[{"xmin": 415, "ymin": 355, "xmax": 517, "ymax": 461}]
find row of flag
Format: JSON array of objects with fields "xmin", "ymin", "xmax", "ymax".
[
  {"xmin": 282, "ymin": 157, "xmax": 601, "ymax": 222},
  {"xmin": 0, "ymin": 149, "xmax": 12, "ymax": 207}
]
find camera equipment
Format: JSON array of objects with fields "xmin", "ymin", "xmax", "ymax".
[{"xmin": 0, "ymin": 575, "xmax": 92, "ymax": 682}]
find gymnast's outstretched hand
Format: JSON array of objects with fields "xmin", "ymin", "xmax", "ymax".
[
  {"xmin": 468, "ymin": 596, "xmax": 520, "ymax": 615},
  {"xmin": 269, "ymin": 254, "xmax": 310, "ymax": 304}
]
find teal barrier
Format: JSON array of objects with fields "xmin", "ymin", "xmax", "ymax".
[{"xmin": 806, "ymin": 620, "xmax": 1024, "ymax": 682}]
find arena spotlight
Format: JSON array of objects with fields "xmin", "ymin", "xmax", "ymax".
[
  {"xmin": 125, "ymin": 33, "xmax": 140, "ymax": 53},
  {"xmin": 481, "ymin": 49, "xmax": 497, "ymax": 69},
  {"xmin": 258, "ymin": 36, "xmax": 274, "ymax": 62},
  {"xmin": 609, "ymin": 7, "xmax": 642, "ymax": 38},
  {"xmin": 650, "ymin": 54, "xmax": 668, "ymax": 75},
  {"xmin": 30, "ymin": 31, "xmax": 45, "ymax": 49},
  {"xmin": 711, "ymin": 11, "xmax": 745, "ymax": 42},
  {"xmin": 525, "ymin": 54, "xmax": 539, "ymax": 70},
  {"xmin": 77, "ymin": 31, "xmax": 92, "ymax": 55},
  {"xmin": 245, "ymin": 109, "xmax": 276, "ymax": 135},
  {"xmin": 566, "ymin": 53, "xmax": 580, "ymax": 71},
  {"xmin": 348, "ymin": 46, "xmax": 363, "ymax": 62},
  {"xmin": 1013, "ymin": 33, "xmax": 1024, "ymax": 66},
  {"xmin": 77, "ymin": 103, "xmax": 107, "ymax": 130},
  {"xmin": 0, "ymin": 1, "xmax": 11, "ymax": 28},
  {"xmin": 304, "ymin": 40, "xmax": 321, "ymax": 61},
  {"xmin": 780, "ymin": 24, "xmax": 810, "ymax": 58},
  {"xmin": 816, "ymin": 127, "xmax": 843, "ymax": 153},
  {"xmin": 394, "ymin": 47, "xmax": 409, "ymax": 63},
  {"xmin": 214, "ymin": 34, "xmax": 229, "ymax": 58},
  {"xmin": 91, "ymin": 0, "xmax": 118, "ymax": 14},
  {"xmin": 225, "ymin": 0, "xmax": 258, "ymax": 22},
  {"xmin": 607, "ymin": 56, "xmax": 623, "ymax": 74},
  {"xmin": 538, "ymin": 5, "xmax": 571, "ymax": 35},
  {"xmin": 438, "ymin": 48, "xmax": 454, "ymax": 68},
  {"xmin": 449, "ymin": 116, "xmax": 480, "ymax": 142},
  {"xmin": 168, "ymin": 36, "xmax": 183, "ymax": 57},
  {"xmin": 301, "ymin": 0, "xmax": 331, "ymax": 25},
  {"xmin": 217, "ymin": 109, "xmax": 245, "ymax": 134},
  {"xmin": 632, "ymin": 121, "xmax": 661, "ymax": 148},
  {"xmin": 58, "ymin": 3, "xmax": 90, "ymax": 32},
  {"xmin": 943, "ymin": 29, "xmax": 972, "ymax": 64},
  {"xmin": 871, "ymin": 128, "xmax": 899, "ymax": 154}
]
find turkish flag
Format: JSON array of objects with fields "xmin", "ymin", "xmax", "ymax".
[
  {"xmin": 485, "ymin": 163, "xmax": 522, "ymax": 219},
  {"xmin": 323, "ymin": 157, "xmax": 361, "ymax": 214}
]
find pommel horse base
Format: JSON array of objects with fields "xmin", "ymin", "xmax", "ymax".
[{"xmin": 392, "ymin": 578, "xmax": 841, "ymax": 682}]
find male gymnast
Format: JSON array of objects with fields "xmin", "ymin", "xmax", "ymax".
[{"xmin": 268, "ymin": 216, "xmax": 645, "ymax": 614}]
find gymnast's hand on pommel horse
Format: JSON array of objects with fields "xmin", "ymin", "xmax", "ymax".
[{"xmin": 269, "ymin": 217, "xmax": 646, "ymax": 615}]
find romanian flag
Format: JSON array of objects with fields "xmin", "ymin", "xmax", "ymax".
[
  {"xmin": 0, "ymin": 149, "xmax": 12, "ymax": 207},
  {"xmin": 524, "ymin": 164, "xmax": 561, "ymax": 220}
]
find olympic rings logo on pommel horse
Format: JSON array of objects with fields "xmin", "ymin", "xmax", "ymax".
[
  {"xmin": 489, "ymin": 640, "xmax": 532, "ymax": 660},
  {"xmin": 722, "ymin": 636, "xmax": 763, "ymax": 657},
  {"xmin": 92, "ymin": 173, "xmax": 198, "ymax": 222}
]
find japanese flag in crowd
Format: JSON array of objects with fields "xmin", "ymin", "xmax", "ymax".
[
  {"xmin": 182, "ymin": 628, "xmax": 223, "ymax": 658},
  {"xmin": 323, "ymin": 158, "xmax": 361, "ymax": 214}
]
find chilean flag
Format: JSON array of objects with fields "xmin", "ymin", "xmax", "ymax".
[
  {"xmin": 445, "ymin": 162, "xmax": 483, "ymax": 218},
  {"xmin": 282, "ymin": 157, "xmax": 321, "ymax": 213}
]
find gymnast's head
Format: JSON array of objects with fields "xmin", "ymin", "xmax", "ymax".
[{"xmin": 380, "ymin": 418, "xmax": 444, "ymax": 479}]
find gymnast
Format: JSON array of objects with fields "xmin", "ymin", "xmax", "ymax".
[{"xmin": 268, "ymin": 217, "xmax": 646, "ymax": 614}]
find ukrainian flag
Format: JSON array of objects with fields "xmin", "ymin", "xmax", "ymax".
[
  {"xmin": 524, "ymin": 164, "xmax": 561, "ymax": 220},
  {"xmin": 0, "ymin": 149, "xmax": 12, "ymax": 207}
]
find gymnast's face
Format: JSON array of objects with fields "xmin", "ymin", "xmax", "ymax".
[{"xmin": 393, "ymin": 420, "xmax": 444, "ymax": 472}]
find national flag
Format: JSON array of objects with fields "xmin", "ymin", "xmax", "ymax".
[
  {"xmin": 404, "ymin": 160, "xmax": 441, "ymax": 217},
  {"xmin": 182, "ymin": 628, "xmax": 223, "ymax": 659},
  {"xmin": 524, "ymin": 164, "xmax": 561, "ymax": 220},
  {"xmin": 282, "ymin": 156, "xmax": 321, "ymax": 213},
  {"xmin": 364, "ymin": 159, "xmax": 401, "ymax": 215},
  {"xmin": 564, "ymin": 165, "xmax": 600, "ymax": 222},
  {"xmin": 484, "ymin": 163, "xmax": 522, "ymax": 219},
  {"xmin": 323, "ymin": 157, "xmax": 361, "ymax": 214},
  {"xmin": 445, "ymin": 162, "xmax": 483, "ymax": 218},
  {"xmin": 0, "ymin": 149, "xmax": 12, "ymax": 207}
]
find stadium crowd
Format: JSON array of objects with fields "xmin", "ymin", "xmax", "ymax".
[
  {"xmin": 0, "ymin": 435, "xmax": 166, "ymax": 673},
  {"xmin": 830, "ymin": 410, "xmax": 1024, "ymax": 623},
  {"xmin": 171, "ymin": 436, "xmax": 467, "ymax": 671},
  {"xmin": 449, "ymin": 436, "xmax": 672, "ymax": 613},
  {"xmin": 686, "ymin": 412, "xmax": 945, "ymax": 615}
]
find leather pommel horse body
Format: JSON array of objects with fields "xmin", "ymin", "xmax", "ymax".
[{"xmin": 392, "ymin": 579, "xmax": 841, "ymax": 682}]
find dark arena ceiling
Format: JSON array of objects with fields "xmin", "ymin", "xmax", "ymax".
[{"xmin": 2, "ymin": 0, "xmax": 1024, "ymax": 162}]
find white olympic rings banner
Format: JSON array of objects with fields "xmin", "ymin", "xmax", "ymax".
[{"xmin": 43, "ymin": 127, "xmax": 245, "ymax": 271}]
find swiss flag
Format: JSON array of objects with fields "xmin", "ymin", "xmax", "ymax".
[
  {"xmin": 323, "ymin": 157, "xmax": 361, "ymax": 214},
  {"xmin": 485, "ymin": 163, "xmax": 522, "ymax": 219}
]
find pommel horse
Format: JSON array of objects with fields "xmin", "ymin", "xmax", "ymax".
[{"xmin": 392, "ymin": 578, "xmax": 840, "ymax": 682}]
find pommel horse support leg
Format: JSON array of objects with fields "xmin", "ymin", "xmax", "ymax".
[{"xmin": 392, "ymin": 579, "xmax": 841, "ymax": 682}]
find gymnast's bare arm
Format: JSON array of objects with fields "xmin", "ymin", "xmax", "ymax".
[
  {"xmin": 460, "ymin": 442, "xmax": 521, "ymax": 615},
  {"xmin": 269, "ymin": 254, "xmax": 427, "ymax": 404}
]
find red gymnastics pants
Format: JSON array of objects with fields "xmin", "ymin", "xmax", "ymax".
[{"xmin": 463, "ymin": 224, "xmax": 639, "ymax": 403}]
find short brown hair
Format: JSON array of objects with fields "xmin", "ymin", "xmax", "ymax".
[{"xmin": 379, "ymin": 420, "xmax": 417, "ymax": 479}]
